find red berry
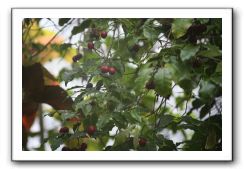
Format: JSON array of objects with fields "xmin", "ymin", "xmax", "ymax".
[
  {"xmin": 100, "ymin": 65, "xmax": 110, "ymax": 73},
  {"xmin": 87, "ymin": 125, "xmax": 96, "ymax": 135},
  {"xmin": 139, "ymin": 138, "xmax": 147, "ymax": 147},
  {"xmin": 100, "ymin": 31, "xmax": 107, "ymax": 39},
  {"xmin": 87, "ymin": 42, "xmax": 94, "ymax": 49},
  {"xmin": 108, "ymin": 67, "xmax": 116, "ymax": 75},
  {"xmin": 79, "ymin": 143, "xmax": 87, "ymax": 151},
  {"xmin": 59, "ymin": 127, "xmax": 69, "ymax": 134}
]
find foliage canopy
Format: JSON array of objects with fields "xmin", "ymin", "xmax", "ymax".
[{"xmin": 22, "ymin": 18, "xmax": 222, "ymax": 151}]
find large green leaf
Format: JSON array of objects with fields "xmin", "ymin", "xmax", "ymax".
[
  {"xmin": 114, "ymin": 130, "xmax": 130, "ymax": 146},
  {"xmin": 198, "ymin": 45, "xmax": 221, "ymax": 57},
  {"xmin": 75, "ymin": 101, "xmax": 92, "ymax": 116},
  {"xmin": 180, "ymin": 44, "xmax": 200, "ymax": 61},
  {"xmin": 200, "ymin": 104, "xmax": 211, "ymax": 119},
  {"xmin": 178, "ymin": 78, "xmax": 197, "ymax": 93},
  {"xmin": 199, "ymin": 80, "xmax": 217, "ymax": 102},
  {"xmin": 172, "ymin": 19, "xmax": 193, "ymax": 38},
  {"xmin": 153, "ymin": 68, "xmax": 172, "ymax": 97},
  {"xmin": 140, "ymin": 90, "xmax": 155, "ymax": 111},
  {"xmin": 143, "ymin": 19, "xmax": 160, "ymax": 41},
  {"xmin": 124, "ymin": 109, "xmax": 142, "ymax": 123},
  {"xmin": 96, "ymin": 113, "xmax": 112, "ymax": 130},
  {"xmin": 134, "ymin": 66, "xmax": 153, "ymax": 93},
  {"xmin": 157, "ymin": 115, "xmax": 174, "ymax": 130},
  {"xmin": 72, "ymin": 19, "xmax": 92, "ymax": 35}
]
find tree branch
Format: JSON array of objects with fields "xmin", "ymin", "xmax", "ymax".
[{"xmin": 31, "ymin": 18, "xmax": 75, "ymax": 58}]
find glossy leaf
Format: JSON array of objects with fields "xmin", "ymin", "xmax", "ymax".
[
  {"xmin": 172, "ymin": 19, "xmax": 193, "ymax": 38},
  {"xmin": 180, "ymin": 44, "xmax": 200, "ymax": 61},
  {"xmin": 154, "ymin": 68, "xmax": 172, "ymax": 97}
]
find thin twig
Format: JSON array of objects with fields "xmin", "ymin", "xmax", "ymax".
[
  {"xmin": 23, "ymin": 19, "xmax": 34, "ymax": 43},
  {"xmin": 31, "ymin": 18, "xmax": 75, "ymax": 58},
  {"xmin": 156, "ymin": 99, "xmax": 167, "ymax": 128},
  {"xmin": 107, "ymin": 26, "xmax": 116, "ymax": 58}
]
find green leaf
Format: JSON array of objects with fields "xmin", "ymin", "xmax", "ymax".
[
  {"xmin": 199, "ymin": 80, "xmax": 217, "ymax": 101},
  {"xmin": 140, "ymin": 90, "xmax": 155, "ymax": 111},
  {"xmin": 154, "ymin": 68, "xmax": 172, "ymax": 97},
  {"xmin": 178, "ymin": 78, "xmax": 196, "ymax": 93},
  {"xmin": 180, "ymin": 44, "xmax": 200, "ymax": 61},
  {"xmin": 172, "ymin": 19, "xmax": 193, "ymax": 38},
  {"xmin": 60, "ymin": 111, "xmax": 77, "ymax": 122},
  {"xmin": 157, "ymin": 115, "xmax": 174, "ymax": 130},
  {"xmin": 113, "ymin": 113, "xmax": 128, "ymax": 129},
  {"xmin": 96, "ymin": 113, "xmax": 111, "ymax": 130},
  {"xmin": 58, "ymin": 18, "xmax": 71, "ymax": 26},
  {"xmin": 133, "ymin": 127, "xmax": 140, "ymax": 149},
  {"xmin": 60, "ymin": 70, "xmax": 74, "ymax": 86},
  {"xmin": 48, "ymin": 134, "xmax": 63, "ymax": 151},
  {"xmin": 130, "ymin": 110, "xmax": 142, "ymax": 123},
  {"xmin": 134, "ymin": 66, "xmax": 153, "ymax": 93},
  {"xmin": 196, "ymin": 18, "xmax": 209, "ymax": 24},
  {"xmin": 181, "ymin": 116, "xmax": 202, "ymax": 126},
  {"xmin": 200, "ymin": 104, "xmax": 211, "ymax": 119},
  {"xmin": 75, "ymin": 101, "xmax": 92, "ymax": 116},
  {"xmin": 198, "ymin": 45, "xmax": 221, "ymax": 57},
  {"xmin": 166, "ymin": 61, "xmax": 189, "ymax": 83},
  {"xmin": 157, "ymin": 135, "xmax": 177, "ymax": 151},
  {"xmin": 114, "ymin": 130, "xmax": 130, "ymax": 146},
  {"xmin": 95, "ymin": 80, "xmax": 103, "ymax": 90},
  {"xmin": 215, "ymin": 63, "xmax": 222, "ymax": 73},
  {"xmin": 192, "ymin": 99, "xmax": 204, "ymax": 109},
  {"xmin": 143, "ymin": 20, "xmax": 160, "ymax": 41},
  {"xmin": 87, "ymin": 139, "xmax": 103, "ymax": 151},
  {"xmin": 72, "ymin": 19, "xmax": 92, "ymax": 35},
  {"xmin": 205, "ymin": 128, "xmax": 217, "ymax": 150}
]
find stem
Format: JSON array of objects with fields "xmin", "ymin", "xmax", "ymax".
[
  {"xmin": 181, "ymin": 93, "xmax": 192, "ymax": 117},
  {"xmin": 107, "ymin": 26, "xmax": 116, "ymax": 58},
  {"xmin": 156, "ymin": 99, "xmax": 167, "ymax": 128},
  {"xmin": 23, "ymin": 19, "xmax": 34, "ymax": 43}
]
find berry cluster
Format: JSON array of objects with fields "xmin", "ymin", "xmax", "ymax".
[
  {"xmin": 100, "ymin": 65, "xmax": 117, "ymax": 75},
  {"xmin": 87, "ymin": 30, "xmax": 108, "ymax": 50},
  {"xmin": 60, "ymin": 125, "xmax": 97, "ymax": 151}
]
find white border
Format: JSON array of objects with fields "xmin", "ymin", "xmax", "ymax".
[{"xmin": 12, "ymin": 8, "xmax": 232, "ymax": 161}]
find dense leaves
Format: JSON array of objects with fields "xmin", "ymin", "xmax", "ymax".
[{"xmin": 22, "ymin": 18, "xmax": 222, "ymax": 151}]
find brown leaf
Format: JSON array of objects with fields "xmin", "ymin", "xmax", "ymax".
[
  {"xmin": 23, "ymin": 63, "xmax": 44, "ymax": 101},
  {"xmin": 41, "ymin": 85, "xmax": 73, "ymax": 110}
]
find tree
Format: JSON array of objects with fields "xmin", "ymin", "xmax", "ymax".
[{"xmin": 22, "ymin": 18, "xmax": 222, "ymax": 151}]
